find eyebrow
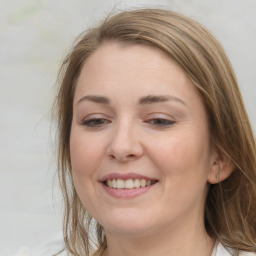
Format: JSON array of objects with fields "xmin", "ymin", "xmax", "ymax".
[
  {"xmin": 139, "ymin": 95, "xmax": 186, "ymax": 106},
  {"xmin": 76, "ymin": 94, "xmax": 186, "ymax": 107},
  {"xmin": 76, "ymin": 95, "xmax": 110, "ymax": 105}
]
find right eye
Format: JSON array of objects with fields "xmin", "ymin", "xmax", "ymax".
[{"xmin": 82, "ymin": 118, "xmax": 110, "ymax": 128}]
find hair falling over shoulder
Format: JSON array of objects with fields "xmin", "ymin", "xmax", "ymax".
[{"xmin": 53, "ymin": 8, "xmax": 256, "ymax": 256}]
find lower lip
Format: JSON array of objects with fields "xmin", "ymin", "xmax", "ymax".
[{"xmin": 101, "ymin": 183, "xmax": 157, "ymax": 199}]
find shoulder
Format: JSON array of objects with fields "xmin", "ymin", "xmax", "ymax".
[
  {"xmin": 240, "ymin": 252, "xmax": 256, "ymax": 256},
  {"xmin": 53, "ymin": 250, "xmax": 69, "ymax": 256},
  {"xmin": 215, "ymin": 242, "xmax": 256, "ymax": 256},
  {"xmin": 60, "ymin": 252, "xmax": 70, "ymax": 256}
]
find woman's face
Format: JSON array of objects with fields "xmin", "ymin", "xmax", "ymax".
[{"xmin": 70, "ymin": 42, "xmax": 216, "ymax": 237}]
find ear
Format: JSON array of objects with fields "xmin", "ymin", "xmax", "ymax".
[{"xmin": 207, "ymin": 150, "xmax": 234, "ymax": 184}]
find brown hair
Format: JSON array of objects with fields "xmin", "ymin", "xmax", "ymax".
[{"xmin": 54, "ymin": 8, "xmax": 256, "ymax": 256}]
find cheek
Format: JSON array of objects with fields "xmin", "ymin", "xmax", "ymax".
[
  {"xmin": 69, "ymin": 128, "xmax": 104, "ymax": 212},
  {"xmin": 149, "ymin": 127, "xmax": 211, "ymax": 182},
  {"xmin": 70, "ymin": 128, "xmax": 103, "ymax": 179}
]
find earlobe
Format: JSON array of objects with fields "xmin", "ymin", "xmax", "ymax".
[{"xmin": 208, "ymin": 153, "xmax": 234, "ymax": 184}]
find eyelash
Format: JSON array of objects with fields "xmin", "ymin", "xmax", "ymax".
[
  {"xmin": 82, "ymin": 118, "xmax": 110, "ymax": 127},
  {"xmin": 82, "ymin": 117, "xmax": 175, "ymax": 128},
  {"xmin": 145, "ymin": 118, "xmax": 175, "ymax": 127}
]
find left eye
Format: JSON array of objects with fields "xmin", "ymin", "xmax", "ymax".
[
  {"xmin": 146, "ymin": 118, "xmax": 175, "ymax": 127},
  {"xmin": 82, "ymin": 118, "xmax": 110, "ymax": 127}
]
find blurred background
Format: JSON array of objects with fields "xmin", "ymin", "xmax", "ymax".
[{"xmin": 0, "ymin": 0, "xmax": 255, "ymax": 255}]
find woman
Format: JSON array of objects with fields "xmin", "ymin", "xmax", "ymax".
[{"xmin": 54, "ymin": 8, "xmax": 256, "ymax": 256}]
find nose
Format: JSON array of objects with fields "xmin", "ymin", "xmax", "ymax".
[{"xmin": 107, "ymin": 122, "xmax": 143, "ymax": 162}]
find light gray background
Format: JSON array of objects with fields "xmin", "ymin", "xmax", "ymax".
[{"xmin": 0, "ymin": 0, "xmax": 255, "ymax": 255}]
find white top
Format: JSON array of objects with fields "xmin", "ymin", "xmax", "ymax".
[
  {"xmin": 212, "ymin": 241, "xmax": 256, "ymax": 256},
  {"xmin": 58, "ymin": 241, "xmax": 256, "ymax": 256}
]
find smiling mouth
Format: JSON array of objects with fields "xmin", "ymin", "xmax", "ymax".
[{"xmin": 103, "ymin": 179, "xmax": 158, "ymax": 189}]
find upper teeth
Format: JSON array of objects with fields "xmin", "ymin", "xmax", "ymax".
[{"xmin": 106, "ymin": 179, "xmax": 152, "ymax": 189}]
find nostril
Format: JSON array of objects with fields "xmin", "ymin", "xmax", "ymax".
[
  {"xmin": 127, "ymin": 154, "xmax": 136, "ymax": 158},
  {"xmin": 122, "ymin": 154, "xmax": 137, "ymax": 161},
  {"xmin": 109, "ymin": 153, "xmax": 137, "ymax": 161}
]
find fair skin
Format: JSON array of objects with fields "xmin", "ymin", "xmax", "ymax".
[{"xmin": 70, "ymin": 42, "xmax": 228, "ymax": 256}]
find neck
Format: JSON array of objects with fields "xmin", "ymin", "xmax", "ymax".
[{"xmin": 104, "ymin": 220, "xmax": 215, "ymax": 256}]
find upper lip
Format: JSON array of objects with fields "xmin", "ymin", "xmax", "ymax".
[{"xmin": 99, "ymin": 172, "xmax": 158, "ymax": 182}]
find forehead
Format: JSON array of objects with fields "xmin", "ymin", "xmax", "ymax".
[
  {"xmin": 74, "ymin": 41, "xmax": 208, "ymax": 123},
  {"xmin": 80, "ymin": 42, "xmax": 173, "ymax": 77},
  {"xmin": 75, "ymin": 42, "xmax": 197, "ymax": 99}
]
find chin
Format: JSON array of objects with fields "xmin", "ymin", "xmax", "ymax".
[{"xmin": 97, "ymin": 209, "xmax": 156, "ymax": 236}]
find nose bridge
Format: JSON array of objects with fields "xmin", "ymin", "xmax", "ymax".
[{"xmin": 107, "ymin": 117, "xmax": 142, "ymax": 160}]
